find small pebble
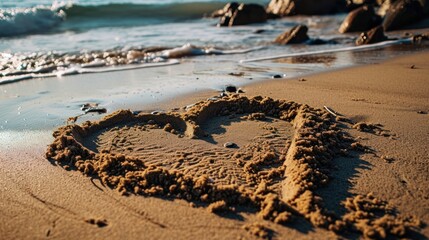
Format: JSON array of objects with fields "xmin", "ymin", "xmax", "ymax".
[
  {"xmin": 228, "ymin": 72, "xmax": 245, "ymax": 77},
  {"xmin": 81, "ymin": 103, "xmax": 98, "ymax": 111},
  {"xmin": 185, "ymin": 104, "xmax": 195, "ymax": 110},
  {"xmin": 253, "ymin": 29, "xmax": 265, "ymax": 34},
  {"xmin": 223, "ymin": 142, "xmax": 237, "ymax": 148},
  {"xmin": 272, "ymin": 74, "xmax": 283, "ymax": 79},
  {"xmin": 417, "ymin": 111, "xmax": 427, "ymax": 114},
  {"xmin": 225, "ymin": 85, "xmax": 237, "ymax": 93},
  {"xmin": 151, "ymin": 110, "xmax": 164, "ymax": 115},
  {"xmin": 219, "ymin": 92, "xmax": 227, "ymax": 97},
  {"xmin": 85, "ymin": 107, "xmax": 107, "ymax": 114},
  {"xmin": 207, "ymin": 97, "xmax": 219, "ymax": 101},
  {"xmin": 381, "ymin": 155, "xmax": 395, "ymax": 163}
]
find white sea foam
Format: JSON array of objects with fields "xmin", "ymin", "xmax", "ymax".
[
  {"xmin": 0, "ymin": 59, "xmax": 181, "ymax": 85},
  {"xmin": 239, "ymin": 39, "xmax": 414, "ymax": 63},
  {"xmin": 0, "ymin": 45, "xmax": 265, "ymax": 85}
]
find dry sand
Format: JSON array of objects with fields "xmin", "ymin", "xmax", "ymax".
[{"xmin": 1, "ymin": 51, "xmax": 428, "ymax": 239}]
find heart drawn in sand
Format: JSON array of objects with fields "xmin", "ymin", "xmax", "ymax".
[{"xmin": 46, "ymin": 96, "xmax": 418, "ymax": 238}]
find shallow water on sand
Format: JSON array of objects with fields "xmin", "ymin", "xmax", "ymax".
[{"xmin": 0, "ymin": 42, "xmax": 427, "ymax": 133}]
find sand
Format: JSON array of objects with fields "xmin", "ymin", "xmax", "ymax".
[{"xmin": 1, "ymin": 51, "xmax": 428, "ymax": 239}]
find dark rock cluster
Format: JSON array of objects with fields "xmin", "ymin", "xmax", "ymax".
[{"xmin": 212, "ymin": 0, "xmax": 429, "ymax": 46}]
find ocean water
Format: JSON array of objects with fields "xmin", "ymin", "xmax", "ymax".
[
  {"xmin": 0, "ymin": 0, "xmax": 270, "ymax": 50},
  {"xmin": 0, "ymin": 0, "xmax": 359, "ymax": 83},
  {"xmin": 0, "ymin": 0, "xmax": 428, "ymax": 131}
]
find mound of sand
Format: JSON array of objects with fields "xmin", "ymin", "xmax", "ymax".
[{"xmin": 46, "ymin": 95, "xmax": 420, "ymax": 238}]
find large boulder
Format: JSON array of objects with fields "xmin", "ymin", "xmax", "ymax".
[
  {"xmin": 274, "ymin": 25, "xmax": 310, "ymax": 44},
  {"xmin": 355, "ymin": 25, "xmax": 388, "ymax": 45},
  {"xmin": 217, "ymin": 3, "xmax": 267, "ymax": 26},
  {"xmin": 266, "ymin": 0, "xmax": 341, "ymax": 16},
  {"xmin": 339, "ymin": 5, "xmax": 382, "ymax": 33},
  {"xmin": 383, "ymin": 0, "xmax": 424, "ymax": 31}
]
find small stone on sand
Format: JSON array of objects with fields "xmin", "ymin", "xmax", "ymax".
[
  {"xmin": 223, "ymin": 142, "xmax": 237, "ymax": 148},
  {"xmin": 225, "ymin": 85, "xmax": 237, "ymax": 93}
]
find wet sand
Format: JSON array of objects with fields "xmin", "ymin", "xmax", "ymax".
[{"xmin": 1, "ymin": 51, "xmax": 428, "ymax": 239}]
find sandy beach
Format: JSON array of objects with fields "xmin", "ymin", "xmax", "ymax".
[{"xmin": 1, "ymin": 50, "xmax": 428, "ymax": 239}]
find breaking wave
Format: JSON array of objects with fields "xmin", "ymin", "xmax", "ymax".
[
  {"xmin": 0, "ymin": 2, "xmax": 227, "ymax": 37},
  {"xmin": 0, "ymin": 5, "xmax": 66, "ymax": 37}
]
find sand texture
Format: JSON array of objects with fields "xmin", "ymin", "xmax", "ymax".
[{"xmin": 1, "ymin": 51, "xmax": 429, "ymax": 239}]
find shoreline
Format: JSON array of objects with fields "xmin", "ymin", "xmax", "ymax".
[
  {"xmin": 1, "ymin": 50, "xmax": 428, "ymax": 239},
  {"xmin": 1, "ymin": 34, "xmax": 428, "ymax": 132}
]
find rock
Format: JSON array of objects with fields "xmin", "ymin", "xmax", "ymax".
[
  {"xmin": 376, "ymin": 0, "xmax": 386, "ymax": 6},
  {"xmin": 411, "ymin": 32, "xmax": 429, "ymax": 42},
  {"xmin": 345, "ymin": 0, "xmax": 378, "ymax": 11},
  {"xmin": 216, "ymin": 5, "xmax": 237, "ymax": 26},
  {"xmin": 211, "ymin": 2, "xmax": 239, "ymax": 17},
  {"xmin": 339, "ymin": 5, "xmax": 382, "ymax": 33},
  {"xmin": 218, "ymin": 3, "xmax": 267, "ymax": 27},
  {"xmin": 223, "ymin": 142, "xmax": 237, "ymax": 148},
  {"xmin": 355, "ymin": 25, "xmax": 388, "ymax": 45},
  {"xmin": 81, "ymin": 103, "xmax": 99, "ymax": 111},
  {"xmin": 85, "ymin": 107, "xmax": 107, "ymax": 114},
  {"xmin": 228, "ymin": 72, "xmax": 245, "ymax": 77},
  {"xmin": 151, "ymin": 110, "xmax": 164, "ymax": 115},
  {"xmin": 274, "ymin": 25, "xmax": 309, "ymax": 45},
  {"xmin": 229, "ymin": 3, "xmax": 267, "ymax": 26},
  {"xmin": 383, "ymin": 0, "xmax": 424, "ymax": 31},
  {"xmin": 225, "ymin": 85, "xmax": 238, "ymax": 93},
  {"xmin": 266, "ymin": 0, "xmax": 341, "ymax": 16},
  {"xmin": 377, "ymin": 0, "xmax": 400, "ymax": 16},
  {"xmin": 219, "ymin": 92, "xmax": 228, "ymax": 97},
  {"xmin": 254, "ymin": 29, "xmax": 266, "ymax": 34}
]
